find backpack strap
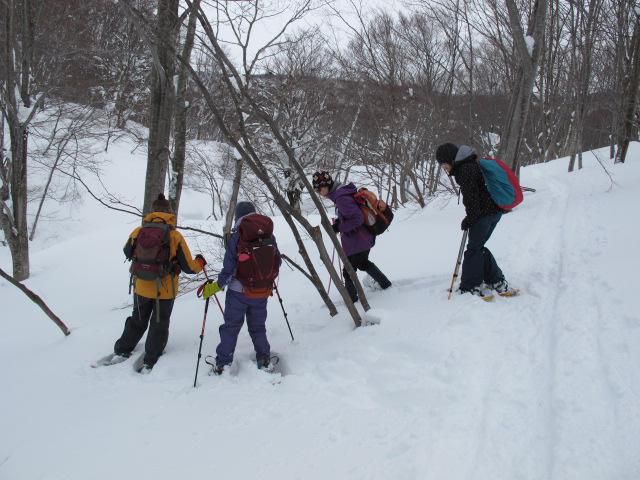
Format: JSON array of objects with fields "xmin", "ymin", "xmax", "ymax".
[{"xmin": 155, "ymin": 278, "xmax": 161, "ymax": 323}]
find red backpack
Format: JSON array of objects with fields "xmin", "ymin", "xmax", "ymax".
[
  {"xmin": 130, "ymin": 220, "xmax": 174, "ymax": 282},
  {"xmin": 235, "ymin": 214, "xmax": 280, "ymax": 298},
  {"xmin": 353, "ymin": 187, "xmax": 394, "ymax": 235}
]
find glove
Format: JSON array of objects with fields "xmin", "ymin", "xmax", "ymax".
[
  {"xmin": 461, "ymin": 217, "xmax": 471, "ymax": 231},
  {"xmin": 194, "ymin": 254, "xmax": 207, "ymax": 268},
  {"xmin": 332, "ymin": 219, "xmax": 341, "ymax": 233},
  {"xmin": 202, "ymin": 281, "xmax": 222, "ymax": 299}
]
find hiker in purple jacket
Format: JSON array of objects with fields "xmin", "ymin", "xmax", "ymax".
[
  {"xmin": 312, "ymin": 171, "xmax": 391, "ymax": 302},
  {"xmin": 201, "ymin": 201, "xmax": 280, "ymax": 374}
]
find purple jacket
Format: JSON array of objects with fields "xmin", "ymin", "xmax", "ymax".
[{"xmin": 327, "ymin": 183, "xmax": 375, "ymax": 256}]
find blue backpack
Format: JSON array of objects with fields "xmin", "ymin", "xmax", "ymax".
[{"xmin": 478, "ymin": 157, "xmax": 523, "ymax": 211}]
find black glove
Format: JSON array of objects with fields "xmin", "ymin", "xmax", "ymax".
[
  {"xmin": 332, "ymin": 219, "xmax": 341, "ymax": 233},
  {"xmin": 461, "ymin": 217, "xmax": 471, "ymax": 231},
  {"xmin": 195, "ymin": 254, "xmax": 207, "ymax": 267}
]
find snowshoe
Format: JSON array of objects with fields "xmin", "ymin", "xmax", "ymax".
[
  {"xmin": 485, "ymin": 279, "xmax": 519, "ymax": 298},
  {"xmin": 138, "ymin": 364, "xmax": 153, "ymax": 375},
  {"xmin": 91, "ymin": 352, "xmax": 131, "ymax": 368},
  {"xmin": 205, "ymin": 355, "xmax": 225, "ymax": 376},
  {"xmin": 459, "ymin": 286, "xmax": 494, "ymax": 302},
  {"xmin": 257, "ymin": 355, "xmax": 279, "ymax": 373},
  {"xmin": 363, "ymin": 275, "xmax": 383, "ymax": 291},
  {"xmin": 132, "ymin": 352, "xmax": 146, "ymax": 372}
]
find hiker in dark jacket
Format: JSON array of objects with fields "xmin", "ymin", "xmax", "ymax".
[
  {"xmin": 436, "ymin": 143, "xmax": 510, "ymax": 297},
  {"xmin": 114, "ymin": 194, "xmax": 206, "ymax": 372},
  {"xmin": 312, "ymin": 171, "xmax": 391, "ymax": 303},
  {"xmin": 202, "ymin": 201, "xmax": 280, "ymax": 374}
]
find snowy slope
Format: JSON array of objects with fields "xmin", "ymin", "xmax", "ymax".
[{"xmin": 2, "ymin": 141, "xmax": 640, "ymax": 480}]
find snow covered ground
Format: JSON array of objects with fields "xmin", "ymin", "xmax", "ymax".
[{"xmin": 2, "ymin": 140, "xmax": 640, "ymax": 480}]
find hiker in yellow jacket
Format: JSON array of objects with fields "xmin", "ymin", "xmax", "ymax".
[{"xmin": 113, "ymin": 194, "xmax": 206, "ymax": 373}]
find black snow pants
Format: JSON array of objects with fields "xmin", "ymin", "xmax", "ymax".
[
  {"xmin": 114, "ymin": 295, "xmax": 175, "ymax": 367},
  {"xmin": 343, "ymin": 249, "xmax": 391, "ymax": 302},
  {"xmin": 460, "ymin": 212, "xmax": 505, "ymax": 291}
]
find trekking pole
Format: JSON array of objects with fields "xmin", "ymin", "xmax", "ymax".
[
  {"xmin": 193, "ymin": 291, "xmax": 210, "ymax": 388},
  {"xmin": 448, "ymin": 230, "xmax": 468, "ymax": 300},
  {"xmin": 193, "ymin": 268, "xmax": 225, "ymax": 387},
  {"xmin": 274, "ymin": 284, "xmax": 294, "ymax": 342}
]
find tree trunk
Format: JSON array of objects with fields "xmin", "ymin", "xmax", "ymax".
[
  {"xmin": 169, "ymin": 0, "xmax": 199, "ymax": 215},
  {"xmin": 0, "ymin": 0, "xmax": 30, "ymax": 281},
  {"xmin": 567, "ymin": 0, "xmax": 603, "ymax": 172},
  {"xmin": 19, "ymin": 0, "xmax": 33, "ymax": 107},
  {"xmin": 616, "ymin": 13, "xmax": 640, "ymax": 164},
  {"xmin": 143, "ymin": 0, "xmax": 178, "ymax": 214},
  {"xmin": 499, "ymin": 0, "xmax": 548, "ymax": 173},
  {"xmin": 224, "ymin": 155, "xmax": 243, "ymax": 244}
]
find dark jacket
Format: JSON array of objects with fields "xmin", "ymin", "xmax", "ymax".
[
  {"xmin": 327, "ymin": 182, "xmax": 375, "ymax": 256},
  {"xmin": 451, "ymin": 146, "xmax": 501, "ymax": 227}
]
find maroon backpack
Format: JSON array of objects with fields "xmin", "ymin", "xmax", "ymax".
[
  {"xmin": 235, "ymin": 214, "xmax": 280, "ymax": 298},
  {"xmin": 130, "ymin": 220, "xmax": 173, "ymax": 282}
]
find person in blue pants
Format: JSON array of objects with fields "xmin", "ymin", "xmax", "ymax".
[{"xmin": 202, "ymin": 201, "xmax": 279, "ymax": 374}]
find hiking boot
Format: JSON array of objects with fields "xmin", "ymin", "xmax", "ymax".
[
  {"xmin": 139, "ymin": 364, "xmax": 153, "ymax": 375},
  {"xmin": 204, "ymin": 355, "xmax": 225, "ymax": 375},
  {"xmin": 257, "ymin": 357, "xmax": 274, "ymax": 373},
  {"xmin": 363, "ymin": 274, "xmax": 380, "ymax": 291},
  {"xmin": 459, "ymin": 286, "xmax": 492, "ymax": 298},
  {"xmin": 364, "ymin": 264, "xmax": 391, "ymax": 290},
  {"xmin": 487, "ymin": 278, "xmax": 510, "ymax": 294}
]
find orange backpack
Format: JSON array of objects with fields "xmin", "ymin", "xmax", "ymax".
[{"xmin": 353, "ymin": 187, "xmax": 394, "ymax": 235}]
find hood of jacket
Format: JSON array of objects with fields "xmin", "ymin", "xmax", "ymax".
[
  {"xmin": 142, "ymin": 211, "xmax": 177, "ymax": 228},
  {"xmin": 454, "ymin": 145, "xmax": 477, "ymax": 163},
  {"xmin": 327, "ymin": 182, "xmax": 357, "ymax": 202}
]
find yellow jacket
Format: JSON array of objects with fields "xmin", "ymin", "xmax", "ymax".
[{"xmin": 124, "ymin": 212, "xmax": 203, "ymax": 299}]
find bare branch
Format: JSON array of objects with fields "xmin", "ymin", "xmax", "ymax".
[{"xmin": 0, "ymin": 267, "xmax": 71, "ymax": 336}]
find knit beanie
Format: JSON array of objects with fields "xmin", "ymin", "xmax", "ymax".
[
  {"xmin": 435, "ymin": 143, "xmax": 459, "ymax": 165},
  {"xmin": 312, "ymin": 170, "xmax": 333, "ymax": 190},
  {"xmin": 152, "ymin": 193, "xmax": 172, "ymax": 213},
  {"xmin": 235, "ymin": 201, "xmax": 256, "ymax": 221}
]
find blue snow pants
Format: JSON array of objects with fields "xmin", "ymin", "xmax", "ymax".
[
  {"xmin": 215, "ymin": 289, "xmax": 270, "ymax": 366},
  {"xmin": 460, "ymin": 212, "xmax": 505, "ymax": 291}
]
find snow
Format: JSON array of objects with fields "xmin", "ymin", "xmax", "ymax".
[
  {"xmin": 525, "ymin": 35, "xmax": 535, "ymax": 56},
  {"xmin": 2, "ymin": 136, "xmax": 640, "ymax": 479}
]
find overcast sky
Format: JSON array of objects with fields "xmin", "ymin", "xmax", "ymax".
[{"xmin": 196, "ymin": 0, "xmax": 410, "ymax": 71}]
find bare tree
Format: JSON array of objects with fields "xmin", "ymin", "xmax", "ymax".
[
  {"xmin": 498, "ymin": 0, "xmax": 548, "ymax": 172},
  {"xmin": 0, "ymin": 266, "xmax": 70, "ymax": 336},
  {"xmin": 615, "ymin": 5, "xmax": 640, "ymax": 163},
  {"xmin": 29, "ymin": 104, "xmax": 101, "ymax": 240},
  {"xmin": 141, "ymin": 0, "xmax": 179, "ymax": 214},
  {"xmin": 170, "ymin": 0, "xmax": 201, "ymax": 214},
  {"xmin": 566, "ymin": 0, "xmax": 606, "ymax": 172},
  {"xmin": 187, "ymin": 0, "xmax": 370, "ymax": 325},
  {"xmin": 0, "ymin": 0, "xmax": 42, "ymax": 280}
]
